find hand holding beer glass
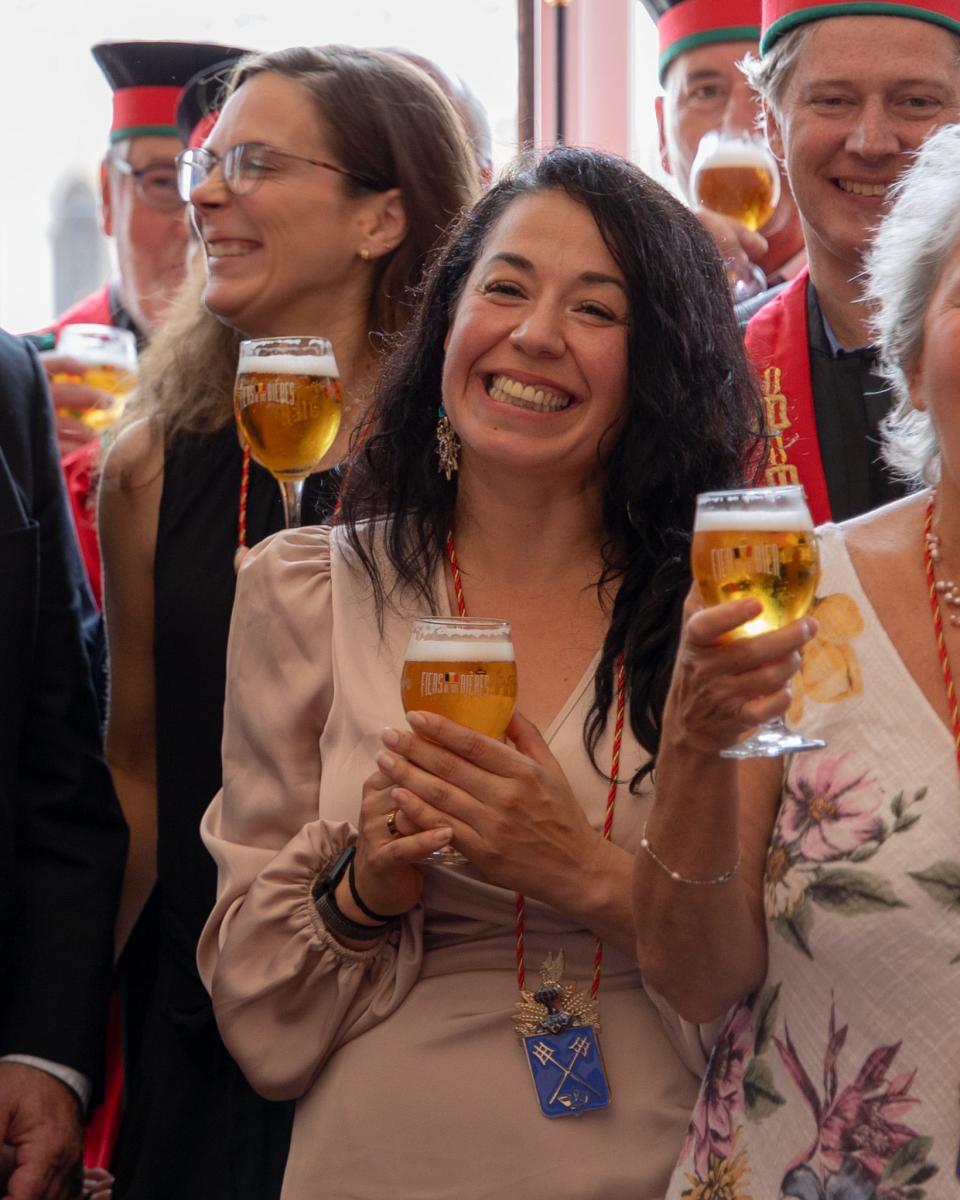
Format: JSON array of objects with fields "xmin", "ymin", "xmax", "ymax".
[
  {"xmin": 52, "ymin": 324, "xmax": 138, "ymax": 434},
  {"xmin": 401, "ymin": 617, "xmax": 518, "ymax": 865},
  {"xmin": 690, "ymin": 131, "xmax": 781, "ymax": 301},
  {"xmin": 692, "ymin": 485, "xmax": 823, "ymax": 758},
  {"xmin": 233, "ymin": 336, "xmax": 342, "ymax": 528}
]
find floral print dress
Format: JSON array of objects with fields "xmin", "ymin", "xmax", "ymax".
[{"xmin": 666, "ymin": 525, "xmax": 960, "ymax": 1200}]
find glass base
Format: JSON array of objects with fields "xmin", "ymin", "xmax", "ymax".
[
  {"xmin": 720, "ymin": 726, "xmax": 825, "ymax": 759},
  {"xmin": 422, "ymin": 845, "xmax": 469, "ymax": 868}
]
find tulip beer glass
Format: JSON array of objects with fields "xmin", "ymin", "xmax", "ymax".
[
  {"xmin": 692, "ymin": 485, "xmax": 823, "ymax": 758},
  {"xmin": 233, "ymin": 336, "xmax": 341, "ymax": 528},
  {"xmin": 401, "ymin": 617, "xmax": 517, "ymax": 864},
  {"xmin": 691, "ymin": 131, "xmax": 781, "ymax": 233},
  {"xmin": 690, "ymin": 131, "xmax": 782, "ymax": 301},
  {"xmin": 54, "ymin": 324, "xmax": 138, "ymax": 432}
]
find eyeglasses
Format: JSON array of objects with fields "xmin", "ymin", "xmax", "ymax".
[
  {"xmin": 175, "ymin": 142, "xmax": 387, "ymax": 202},
  {"xmin": 111, "ymin": 157, "xmax": 184, "ymax": 212}
]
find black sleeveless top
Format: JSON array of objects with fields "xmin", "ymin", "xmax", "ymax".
[{"xmin": 154, "ymin": 424, "xmax": 337, "ymax": 962}]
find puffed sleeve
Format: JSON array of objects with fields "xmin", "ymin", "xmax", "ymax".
[{"xmin": 196, "ymin": 525, "xmax": 424, "ymax": 1101}]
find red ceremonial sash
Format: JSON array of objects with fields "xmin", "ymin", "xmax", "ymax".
[{"xmin": 744, "ymin": 267, "xmax": 833, "ymax": 525}]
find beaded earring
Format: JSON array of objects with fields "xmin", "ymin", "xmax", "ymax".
[{"xmin": 435, "ymin": 406, "xmax": 460, "ymax": 480}]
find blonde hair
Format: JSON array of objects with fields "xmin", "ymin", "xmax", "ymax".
[{"xmin": 119, "ymin": 256, "xmax": 241, "ymax": 441}]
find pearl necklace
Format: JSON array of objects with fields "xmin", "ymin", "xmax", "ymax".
[{"xmin": 924, "ymin": 503, "xmax": 960, "ymax": 627}]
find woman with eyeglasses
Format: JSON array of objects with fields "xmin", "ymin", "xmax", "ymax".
[{"xmin": 98, "ymin": 45, "xmax": 476, "ymax": 1200}]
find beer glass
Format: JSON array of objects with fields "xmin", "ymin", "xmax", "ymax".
[
  {"xmin": 691, "ymin": 131, "xmax": 781, "ymax": 233},
  {"xmin": 233, "ymin": 336, "xmax": 341, "ymax": 528},
  {"xmin": 690, "ymin": 131, "xmax": 782, "ymax": 301},
  {"xmin": 54, "ymin": 324, "xmax": 138, "ymax": 433},
  {"xmin": 692, "ymin": 485, "xmax": 824, "ymax": 758},
  {"xmin": 401, "ymin": 617, "xmax": 518, "ymax": 865}
]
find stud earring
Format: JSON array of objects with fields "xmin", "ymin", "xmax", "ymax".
[
  {"xmin": 436, "ymin": 406, "xmax": 460, "ymax": 480},
  {"xmin": 359, "ymin": 247, "xmax": 370, "ymax": 261}
]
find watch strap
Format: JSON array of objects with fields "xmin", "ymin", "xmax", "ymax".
[
  {"xmin": 313, "ymin": 885, "xmax": 393, "ymax": 942},
  {"xmin": 313, "ymin": 845, "xmax": 397, "ymax": 942}
]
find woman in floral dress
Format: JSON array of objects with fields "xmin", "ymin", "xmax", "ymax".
[{"xmin": 633, "ymin": 123, "xmax": 960, "ymax": 1200}]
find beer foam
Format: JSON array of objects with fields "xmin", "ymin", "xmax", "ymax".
[
  {"xmin": 406, "ymin": 637, "xmax": 515, "ymax": 662},
  {"xmin": 698, "ymin": 141, "xmax": 774, "ymax": 170},
  {"xmin": 237, "ymin": 353, "xmax": 339, "ymax": 377},
  {"xmin": 695, "ymin": 509, "xmax": 813, "ymax": 533}
]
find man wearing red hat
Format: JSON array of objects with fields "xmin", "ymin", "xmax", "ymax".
[
  {"xmin": 744, "ymin": 0, "xmax": 960, "ymax": 523},
  {"xmin": 647, "ymin": 0, "xmax": 806, "ymax": 298},
  {"xmin": 41, "ymin": 43, "xmax": 244, "ymax": 606},
  {"xmin": 55, "ymin": 42, "xmax": 245, "ymax": 345}
]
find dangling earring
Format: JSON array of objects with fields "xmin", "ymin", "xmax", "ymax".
[{"xmin": 436, "ymin": 405, "xmax": 460, "ymax": 480}]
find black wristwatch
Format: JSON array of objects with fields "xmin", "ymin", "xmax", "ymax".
[{"xmin": 312, "ymin": 845, "xmax": 397, "ymax": 942}]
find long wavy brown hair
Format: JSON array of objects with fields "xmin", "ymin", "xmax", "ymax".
[{"xmin": 124, "ymin": 44, "xmax": 477, "ymax": 442}]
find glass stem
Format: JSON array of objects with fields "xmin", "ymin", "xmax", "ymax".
[{"xmin": 278, "ymin": 478, "xmax": 305, "ymax": 529}]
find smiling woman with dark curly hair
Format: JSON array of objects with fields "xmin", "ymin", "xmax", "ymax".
[{"xmin": 198, "ymin": 144, "xmax": 763, "ymax": 1200}]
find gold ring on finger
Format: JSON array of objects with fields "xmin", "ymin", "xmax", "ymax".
[{"xmin": 386, "ymin": 808, "xmax": 400, "ymax": 838}]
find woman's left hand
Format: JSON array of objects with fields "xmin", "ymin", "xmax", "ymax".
[{"xmin": 377, "ymin": 710, "xmax": 601, "ymax": 903}]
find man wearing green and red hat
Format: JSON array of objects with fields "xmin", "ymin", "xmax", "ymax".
[
  {"xmin": 743, "ymin": 0, "xmax": 960, "ymax": 523},
  {"xmin": 647, "ymin": 0, "xmax": 806, "ymax": 296}
]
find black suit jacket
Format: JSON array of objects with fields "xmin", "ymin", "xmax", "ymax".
[{"xmin": 0, "ymin": 329, "xmax": 127, "ymax": 1090}]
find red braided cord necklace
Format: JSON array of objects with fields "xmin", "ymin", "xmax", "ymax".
[
  {"xmin": 444, "ymin": 530, "xmax": 625, "ymax": 999},
  {"xmin": 237, "ymin": 446, "xmax": 252, "ymax": 550}
]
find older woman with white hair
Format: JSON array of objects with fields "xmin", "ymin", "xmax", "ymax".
[{"xmin": 633, "ymin": 120, "xmax": 960, "ymax": 1199}]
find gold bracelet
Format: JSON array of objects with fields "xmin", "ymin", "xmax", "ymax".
[{"xmin": 639, "ymin": 819, "xmax": 741, "ymax": 886}]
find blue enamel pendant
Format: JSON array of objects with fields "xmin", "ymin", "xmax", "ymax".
[
  {"xmin": 523, "ymin": 1027, "xmax": 610, "ymax": 1117},
  {"xmin": 513, "ymin": 951, "xmax": 611, "ymax": 1118}
]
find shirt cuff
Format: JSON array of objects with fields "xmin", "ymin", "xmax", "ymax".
[{"xmin": 0, "ymin": 1055, "xmax": 91, "ymax": 1111}]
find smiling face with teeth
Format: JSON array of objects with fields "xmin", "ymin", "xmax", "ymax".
[
  {"xmin": 766, "ymin": 16, "xmax": 960, "ymax": 276},
  {"xmin": 439, "ymin": 188, "xmax": 630, "ymax": 486},
  {"xmin": 189, "ymin": 72, "xmax": 394, "ymax": 339}
]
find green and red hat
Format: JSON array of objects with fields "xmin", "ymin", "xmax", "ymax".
[
  {"xmin": 640, "ymin": 0, "xmax": 762, "ymax": 83},
  {"xmin": 92, "ymin": 41, "xmax": 250, "ymax": 142},
  {"xmin": 761, "ymin": 0, "xmax": 960, "ymax": 53}
]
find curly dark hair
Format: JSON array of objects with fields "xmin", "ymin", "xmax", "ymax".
[{"xmin": 338, "ymin": 145, "xmax": 763, "ymax": 785}]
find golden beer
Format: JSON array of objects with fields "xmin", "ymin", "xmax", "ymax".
[
  {"xmin": 692, "ymin": 516, "xmax": 819, "ymax": 641},
  {"xmin": 401, "ymin": 657, "xmax": 518, "ymax": 739},
  {"xmin": 234, "ymin": 353, "xmax": 342, "ymax": 480},
  {"xmin": 695, "ymin": 164, "xmax": 777, "ymax": 232},
  {"xmin": 54, "ymin": 363, "xmax": 137, "ymax": 431},
  {"xmin": 54, "ymin": 323, "xmax": 138, "ymax": 433},
  {"xmin": 401, "ymin": 619, "xmax": 517, "ymax": 740},
  {"xmin": 691, "ymin": 134, "xmax": 781, "ymax": 233}
]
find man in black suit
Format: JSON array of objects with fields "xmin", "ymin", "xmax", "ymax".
[{"xmin": 0, "ymin": 329, "xmax": 127, "ymax": 1199}]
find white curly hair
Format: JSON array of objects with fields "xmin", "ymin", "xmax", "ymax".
[{"xmin": 863, "ymin": 122, "xmax": 960, "ymax": 488}]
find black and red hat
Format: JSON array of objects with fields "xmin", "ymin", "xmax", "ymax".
[{"xmin": 92, "ymin": 40, "xmax": 249, "ymax": 142}]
